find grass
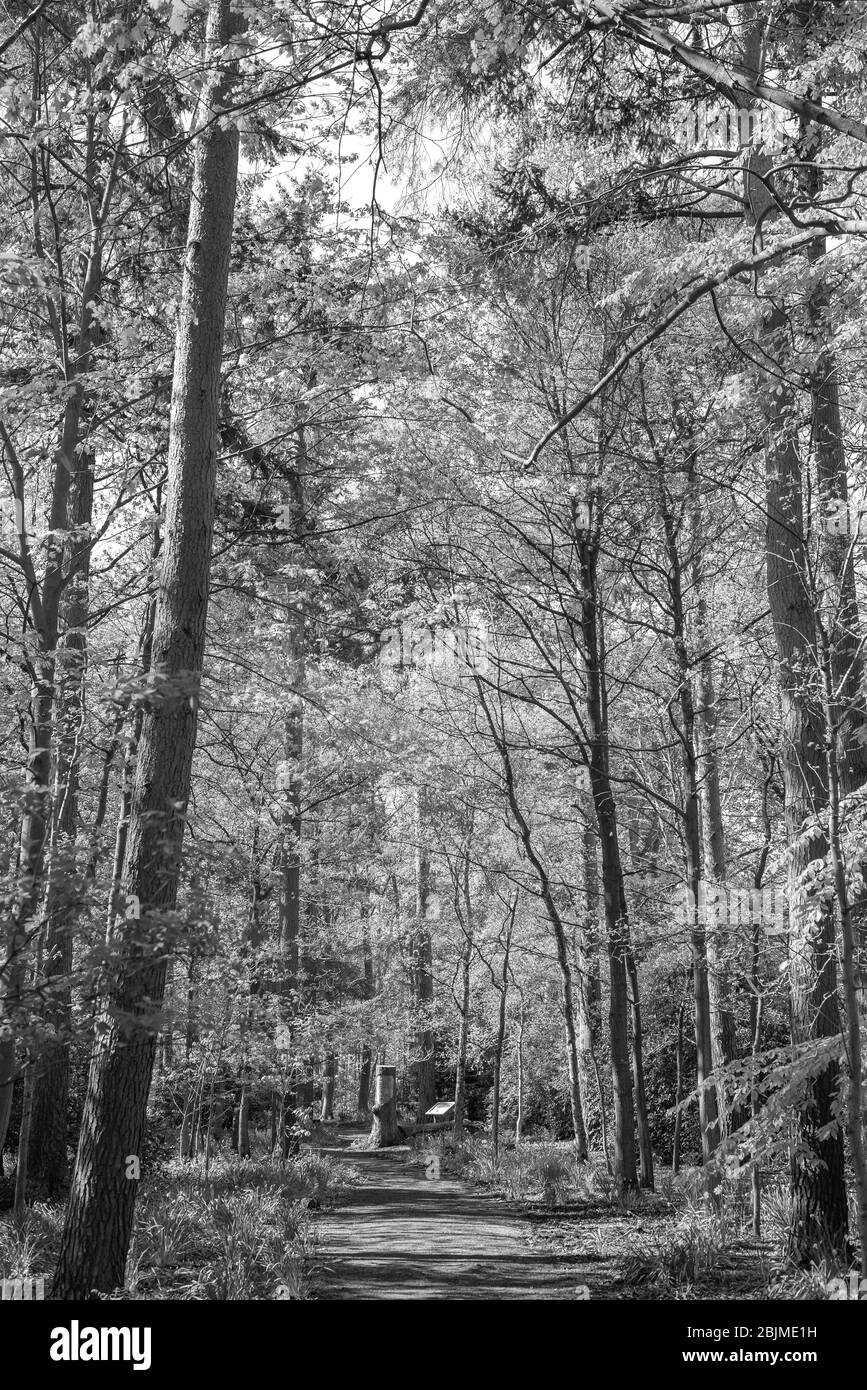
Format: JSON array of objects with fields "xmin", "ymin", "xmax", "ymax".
[
  {"xmin": 457, "ymin": 1137, "xmax": 616, "ymax": 1205},
  {"xmin": 621, "ymin": 1197, "xmax": 733, "ymax": 1291},
  {"xmin": 0, "ymin": 1139, "xmax": 346, "ymax": 1300}
]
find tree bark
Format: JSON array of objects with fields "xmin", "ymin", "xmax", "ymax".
[
  {"xmin": 368, "ymin": 1064, "xmax": 399, "ymax": 1148},
  {"xmin": 515, "ymin": 995, "xmax": 525, "ymax": 1147},
  {"xmin": 818, "ymin": 624, "xmax": 867, "ymax": 1273},
  {"xmin": 690, "ymin": 471, "xmax": 742, "ymax": 1133},
  {"xmin": 28, "ymin": 452, "xmax": 95, "ymax": 1196},
  {"xmin": 737, "ymin": 2, "xmax": 848, "ymax": 1269},
  {"xmin": 672, "ymin": 995, "xmax": 685, "ymax": 1176},
  {"xmin": 320, "ymin": 1050, "xmax": 336, "ymax": 1121},
  {"xmin": 453, "ymin": 853, "xmax": 474, "ymax": 1141},
  {"xmin": 413, "ymin": 790, "xmax": 437, "ymax": 1123},
  {"xmin": 577, "ymin": 523, "xmax": 640, "ymax": 1186},
  {"xmin": 657, "ymin": 477, "xmax": 719, "ymax": 1161},
  {"xmin": 357, "ymin": 900, "xmax": 374, "ymax": 1115},
  {"xmin": 51, "ymin": 0, "xmax": 241, "ymax": 1297},
  {"xmin": 14, "ymin": 1064, "xmax": 35, "ymax": 1219},
  {"xmin": 491, "ymin": 905, "xmax": 513, "ymax": 1162},
  {"xmin": 575, "ymin": 814, "xmax": 602, "ymax": 1143}
]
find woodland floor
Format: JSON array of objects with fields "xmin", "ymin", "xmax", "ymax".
[{"xmin": 311, "ymin": 1126, "xmax": 771, "ymax": 1301}]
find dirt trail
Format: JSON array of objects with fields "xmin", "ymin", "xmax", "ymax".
[{"xmin": 314, "ymin": 1134, "xmax": 588, "ymax": 1301}]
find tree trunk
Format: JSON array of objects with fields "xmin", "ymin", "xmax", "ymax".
[
  {"xmin": 320, "ymin": 1050, "xmax": 336, "ymax": 1121},
  {"xmin": 51, "ymin": 0, "xmax": 241, "ymax": 1297},
  {"xmin": 358, "ymin": 1048, "xmax": 372, "ymax": 1117},
  {"xmin": 179, "ymin": 1091, "xmax": 194, "ymax": 1162},
  {"xmin": 357, "ymin": 902, "xmax": 374, "ymax": 1115},
  {"xmin": 28, "ymin": 453, "xmax": 95, "ymax": 1197},
  {"xmin": 690, "ymin": 475, "xmax": 742, "ymax": 1132},
  {"xmin": 672, "ymin": 996, "xmax": 685, "ymax": 1176},
  {"xmin": 413, "ymin": 792, "xmax": 436, "ymax": 1123},
  {"xmin": 758, "ymin": 268, "xmax": 846, "ymax": 1264},
  {"xmin": 737, "ymin": 10, "xmax": 848, "ymax": 1268},
  {"xmin": 656, "ymin": 475, "xmax": 719, "ymax": 1160},
  {"xmin": 576, "ymin": 814, "xmax": 602, "ymax": 1140},
  {"xmin": 577, "ymin": 525, "xmax": 638, "ymax": 1186},
  {"xmin": 819, "ymin": 625, "xmax": 867, "ymax": 1273},
  {"xmin": 453, "ymin": 863, "xmax": 473, "ymax": 1142},
  {"xmin": 160, "ymin": 957, "xmax": 175, "ymax": 1070},
  {"xmin": 751, "ymin": 995, "xmax": 763, "ymax": 1239},
  {"xmin": 278, "ymin": 629, "xmax": 303, "ymax": 985},
  {"xmin": 14, "ymin": 1064, "xmax": 35, "ymax": 1219},
  {"xmin": 368, "ymin": 1064, "xmax": 399, "ymax": 1148},
  {"xmin": 491, "ymin": 920, "xmax": 511, "ymax": 1162},
  {"xmin": 237, "ymin": 1077, "xmax": 251, "ymax": 1159},
  {"xmin": 515, "ymin": 996, "xmax": 525, "ymax": 1147},
  {"xmin": 625, "ymin": 947, "xmax": 653, "ymax": 1188}
]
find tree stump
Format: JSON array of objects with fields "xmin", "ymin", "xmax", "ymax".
[{"xmin": 368, "ymin": 1065, "xmax": 399, "ymax": 1148}]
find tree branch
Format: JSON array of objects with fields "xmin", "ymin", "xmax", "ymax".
[{"xmin": 523, "ymin": 219, "xmax": 867, "ymax": 466}]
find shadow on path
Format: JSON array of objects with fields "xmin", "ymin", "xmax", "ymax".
[{"xmin": 313, "ymin": 1131, "xmax": 587, "ymax": 1301}]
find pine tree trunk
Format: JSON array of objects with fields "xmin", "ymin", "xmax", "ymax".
[{"xmin": 51, "ymin": 0, "xmax": 241, "ymax": 1297}]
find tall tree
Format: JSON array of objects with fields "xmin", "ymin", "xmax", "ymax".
[{"xmin": 52, "ymin": 0, "xmax": 242, "ymax": 1295}]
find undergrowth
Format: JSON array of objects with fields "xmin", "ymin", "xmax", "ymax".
[
  {"xmin": 0, "ymin": 1141, "xmax": 345, "ymax": 1300},
  {"xmin": 450, "ymin": 1137, "xmax": 864, "ymax": 1298}
]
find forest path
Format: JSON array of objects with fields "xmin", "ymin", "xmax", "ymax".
[{"xmin": 312, "ymin": 1128, "xmax": 591, "ymax": 1300}]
